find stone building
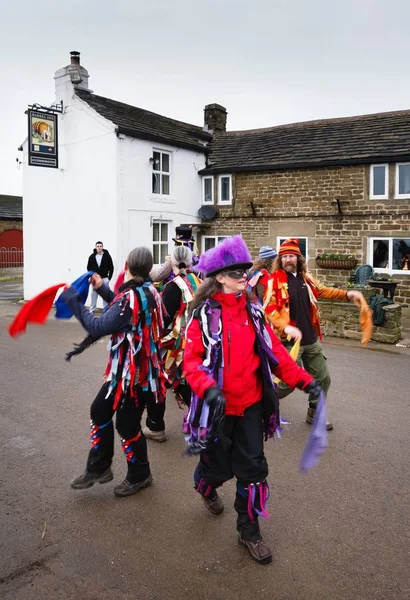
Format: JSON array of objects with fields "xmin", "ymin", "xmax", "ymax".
[{"xmin": 198, "ymin": 109, "xmax": 410, "ymax": 306}]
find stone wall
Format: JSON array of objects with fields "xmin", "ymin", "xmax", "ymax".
[
  {"xmin": 200, "ymin": 165, "xmax": 410, "ymax": 306},
  {"xmin": 319, "ymin": 299, "xmax": 402, "ymax": 344}
]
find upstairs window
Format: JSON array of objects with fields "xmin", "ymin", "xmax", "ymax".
[
  {"xmin": 218, "ymin": 175, "xmax": 232, "ymax": 205},
  {"xmin": 202, "ymin": 176, "xmax": 214, "ymax": 204},
  {"xmin": 152, "ymin": 151, "xmax": 170, "ymax": 195},
  {"xmin": 370, "ymin": 164, "xmax": 388, "ymax": 199},
  {"xmin": 152, "ymin": 221, "xmax": 169, "ymax": 264},
  {"xmin": 395, "ymin": 163, "xmax": 410, "ymax": 199}
]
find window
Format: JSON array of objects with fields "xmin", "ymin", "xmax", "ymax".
[
  {"xmin": 152, "ymin": 221, "xmax": 169, "ymax": 264},
  {"xmin": 370, "ymin": 164, "xmax": 388, "ymax": 199},
  {"xmin": 202, "ymin": 176, "xmax": 214, "ymax": 204},
  {"xmin": 276, "ymin": 236, "xmax": 308, "ymax": 259},
  {"xmin": 152, "ymin": 150, "xmax": 170, "ymax": 195},
  {"xmin": 370, "ymin": 237, "xmax": 410, "ymax": 272},
  {"xmin": 202, "ymin": 236, "xmax": 229, "ymax": 253},
  {"xmin": 395, "ymin": 163, "xmax": 410, "ymax": 199},
  {"xmin": 218, "ymin": 175, "xmax": 232, "ymax": 204}
]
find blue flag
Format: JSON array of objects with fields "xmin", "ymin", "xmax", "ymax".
[{"xmin": 55, "ymin": 271, "xmax": 94, "ymax": 319}]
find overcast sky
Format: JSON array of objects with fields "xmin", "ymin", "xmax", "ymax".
[{"xmin": 2, "ymin": 0, "xmax": 410, "ymax": 195}]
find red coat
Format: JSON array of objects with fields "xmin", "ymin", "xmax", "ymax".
[{"xmin": 184, "ymin": 291, "xmax": 313, "ymax": 416}]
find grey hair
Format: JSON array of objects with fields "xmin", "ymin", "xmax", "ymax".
[
  {"xmin": 127, "ymin": 247, "xmax": 153, "ymax": 284},
  {"xmin": 150, "ymin": 257, "xmax": 173, "ymax": 283},
  {"xmin": 171, "ymin": 246, "xmax": 192, "ymax": 276}
]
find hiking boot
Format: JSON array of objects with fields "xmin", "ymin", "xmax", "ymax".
[
  {"xmin": 142, "ymin": 427, "xmax": 167, "ymax": 443},
  {"xmin": 201, "ymin": 491, "xmax": 224, "ymax": 515},
  {"xmin": 306, "ymin": 406, "xmax": 334, "ymax": 431},
  {"xmin": 238, "ymin": 535, "xmax": 272, "ymax": 565},
  {"xmin": 70, "ymin": 467, "xmax": 113, "ymax": 490},
  {"xmin": 114, "ymin": 474, "xmax": 153, "ymax": 497}
]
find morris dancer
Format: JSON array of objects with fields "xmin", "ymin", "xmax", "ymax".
[
  {"xmin": 247, "ymin": 245, "xmax": 277, "ymax": 308},
  {"xmin": 183, "ymin": 236, "xmax": 321, "ymax": 564},
  {"xmin": 60, "ymin": 247, "xmax": 166, "ymax": 497},
  {"xmin": 267, "ymin": 238, "xmax": 366, "ymax": 431},
  {"xmin": 143, "ymin": 245, "xmax": 201, "ymax": 442}
]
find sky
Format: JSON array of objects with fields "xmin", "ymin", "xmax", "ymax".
[{"xmin": 2, "ymin": 0, "xmax": 410, "ymax": 196}]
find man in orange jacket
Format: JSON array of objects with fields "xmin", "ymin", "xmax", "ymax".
[{"xmin": 266, "ymin": 238, "xmax": 365, "ymax": 430}]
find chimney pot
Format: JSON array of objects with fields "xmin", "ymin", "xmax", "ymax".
[{"xmin": 70, "ymin": 51, "xmax": 81, "ymax": 65}]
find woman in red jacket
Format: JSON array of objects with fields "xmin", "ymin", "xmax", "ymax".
[{"xmin": 183, "ymin": 236, "xmax": 321, "ymax": 565}]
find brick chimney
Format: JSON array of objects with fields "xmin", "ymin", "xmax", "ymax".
[
  {"xmin": 54, "ymin": 51, "xmax": 91, "ymax": 102},
  {"xmin": 204, "ymin": 104, "xmax": 227, "ymax": 133}
]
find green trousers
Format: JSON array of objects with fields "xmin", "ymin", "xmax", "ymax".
[{"xmin": 277, "ymin": 340, "xmax": 331, "ymax": 404}]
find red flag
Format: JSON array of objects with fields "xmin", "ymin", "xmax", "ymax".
[{"xmin": 8, "ymin": 283, "xmax": 66, "ymax": 338}]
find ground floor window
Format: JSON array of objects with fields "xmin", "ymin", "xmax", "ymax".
[
  {"xmin": 370, "ymin": 237, "xmax": 410, "ymax": 272},
  {"xmin": 276, "ymin": 236, "xmax": 308, "ymax": 259},
  {"xmin": 152, "ymin": 221, "xmax": 169, "ymax": 264},
  {"xmin": 202, "ymin": 235, "xmax": 229, "ymax": 253}
]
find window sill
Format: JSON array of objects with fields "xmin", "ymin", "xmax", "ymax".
[
  {"xmin": 373, "ymin": 268, "xmax": 410, "ymax": 276},
  {"xmin": 217, "ymin": 201, "xmax": 232, "ymax": 206},
  {"xmin": 394, "ymin": 195, "xmax": 410, "ymax": 200}
]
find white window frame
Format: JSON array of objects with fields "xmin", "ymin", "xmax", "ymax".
[
  {"xmin": 202, "ymin": 176, "xmax": 214, "ymax": 204},
  {"xmin": 152, "ymin": 221, "xmax": 169, "ymax": 265},
  {"xmin": 368, "ymin": 236, "xmax": 410, "ymax": 275},
  {"xmin": 202, "ymin": 235, "xmax": 230, "ymax": 253},
  {"xmin": 276, "ymin": 236, "xmax": 309, "ymax": 260},
  {"xmin": 152, "ymin": 150, "xmax": 171, "ymax": 196},
  {"xmin": 218, "ymin": 174, "xmax": 232, "ymax": 205},
  {"xmin": 395, "ymin": 163, "xmax": 410, "ymax": 199},
  {"xmin": 370, "ymin": 164, "xmax": 388, "ymax": 200}
]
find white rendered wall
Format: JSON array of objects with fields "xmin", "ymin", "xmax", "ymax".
[
  {"xmin": 116, "ymin": 136, "xmax": 206, "ymax": 269},
  {"xmin": 23, "ymin": 92, "xmax": 118, "ymax": 299}
]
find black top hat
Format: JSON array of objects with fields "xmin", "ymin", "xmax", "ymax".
[{"xmin": 172, "ymin": 225, "xmax": 195, "ymax": 244}]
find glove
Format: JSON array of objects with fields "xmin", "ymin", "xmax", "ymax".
[
  {"xmin": 304, "ymin": 380, "xmax": 323, "ymax": 405},
  {"xmin": 204, "ymin": 386, "xmax": 225, "ymax": 406}
]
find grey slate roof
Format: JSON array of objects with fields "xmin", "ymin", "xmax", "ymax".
[
  {"xmin": 0, "ymin": 195, "xmax": 23, "ymax": 220},
  {"xmin": 76, "ymin": 89, "xmax": 212, "ymax": 152},
  {"xmin": 201, "ymin": 109, "xmax": 410, "ymax": 173}
]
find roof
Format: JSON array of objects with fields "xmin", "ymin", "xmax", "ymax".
[
  {"xmin": 0, "ymin": 195, "xmax": 23, "ymax": 220},
  {"xmin": 201, "ymin": 109, "xmax": 410, "ymax": 173},
  {"xmin": 75, "ymin": 89, "xmax": 212, "ymax": 152}
]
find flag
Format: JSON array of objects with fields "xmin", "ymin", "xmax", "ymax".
[
  {"xmin": 55, "ymin": 271, "xmax": 94, "ymax": 319},
  {"xmin": 8, "ymin": 283, "xmax": 66, "ymax": 338},
  {"xmin": 300, "ymin": 391, "xmax": 328, "ymax": 473}
]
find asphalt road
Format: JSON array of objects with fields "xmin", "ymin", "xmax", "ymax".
[{"xmin": 1, "ymin": 301, "xmax": 409, "ymax": 600}]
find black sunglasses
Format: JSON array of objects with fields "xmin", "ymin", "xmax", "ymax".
[{"xmin": 224, "ymin": 269, "xmax": 249, "ymax": 279}]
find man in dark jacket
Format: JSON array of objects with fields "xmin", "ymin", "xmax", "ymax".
[{"xmin": 87, "ymin": 241, "xmax": 114, "ymax": 313}]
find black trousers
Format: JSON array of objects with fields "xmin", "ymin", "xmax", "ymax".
[
  {"xmin": 86, "ymin": 383, "xmax": 163, "ymax": 483},
  {"xmin": 195, "ymin": 400, "xmax": 269, "ymax": 539}
]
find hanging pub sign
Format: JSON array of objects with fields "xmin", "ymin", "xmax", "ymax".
[{"xmin": 28, "ymin": 109, "xmax": 58, "ymax": 168}]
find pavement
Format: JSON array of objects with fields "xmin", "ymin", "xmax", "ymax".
[{"xmin": 1, "ymin": 300, "xmax": 410, "ymax": 599}]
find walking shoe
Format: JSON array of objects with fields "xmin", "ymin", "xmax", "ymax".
[
  {"xmin": 306, "ymin": 406, "xmax": 334, "ymax": 431},
  {"xmin": 238, "ymin": 535, "xmax": 272, "ymax": 565},
  {"xmin": 114, "ymin": 474, "xmax": 153, "ymax": 497},
  {"xmin": 70, "ymin": 467, "xmax": 113, "ymax": 490},
  {"xmin": 201, "ymin": 491, "xmax": 224, "ymax": 515},
  {"xmin": 142, "ymin": 427, "xmax": 167, "ymax": 443}
]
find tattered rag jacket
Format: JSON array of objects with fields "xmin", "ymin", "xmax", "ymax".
[{"xmin": 266, "ymin": 269, "xmax": 349, "ymax": 339}]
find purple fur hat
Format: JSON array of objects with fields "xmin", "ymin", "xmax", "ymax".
[{"xmin": 197, "ymin": 235, "xmax": 253, "ymax": 277}]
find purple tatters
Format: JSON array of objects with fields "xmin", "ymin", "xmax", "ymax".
[
  {"xmin": 300, "ymin": 391, "xmax": 328, "ymax": 473},
  {"xmin": 247, "ymin": 482, "xmax": 270, "ymax": 522}
]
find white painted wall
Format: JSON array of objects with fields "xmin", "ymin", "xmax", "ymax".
[
  {"xmin": 23, "ymin": 93, "xmax": 117, "ymax": 299},
  {"xmin": 116, "ymin": 136, "xmax": 206, "ymax": 269}
]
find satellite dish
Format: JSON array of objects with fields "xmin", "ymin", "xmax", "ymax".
[{"xmin": 198, "ymin": 205, "xmax": 217, "ymax": 221}]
